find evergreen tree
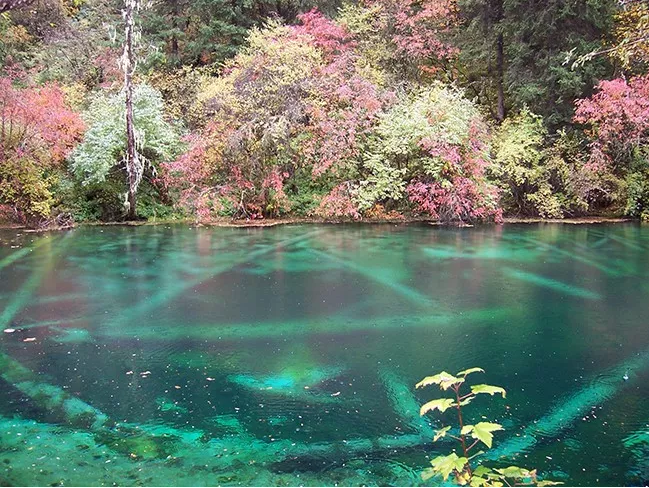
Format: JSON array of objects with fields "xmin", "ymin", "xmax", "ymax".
[{"xmin": 456, "ymin": 0, "xmax": 617, "ymax": 127}]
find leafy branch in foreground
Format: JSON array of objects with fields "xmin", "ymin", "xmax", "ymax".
[{"xmin": 417, "ymin": 368, "xmax": 561, "ymax": 487}]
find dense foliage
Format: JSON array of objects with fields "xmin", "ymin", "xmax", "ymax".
[
  {"xmin": 0, "ymin": 75, "xmax": 84, "ymax": 223},
  {"xmin": 0, "ymin": 0, "xmax": 648, "ymax": 225}
]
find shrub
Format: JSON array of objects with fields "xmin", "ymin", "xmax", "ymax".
[
  {"xmin": 357, "ymin": 83, "xmax": 501, "ymax": 223},
  {"xmin": 71, "ymin": 83, "xmax": 183, "ymax": 218},
  {"xmin": 164, "ymin": 17, "xmax": 390, "ymax": 221},
  {"xmin": 0, "ymin": 76, "xmax": 84, "ymax": 223}
]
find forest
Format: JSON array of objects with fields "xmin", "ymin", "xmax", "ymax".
[{"xmin": 1, "ymin": 0, "xmax": 648, "ymax": 226}]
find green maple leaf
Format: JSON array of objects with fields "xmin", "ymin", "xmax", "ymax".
[
  {"xmin": 430, "ymin": 453, "xmax": 468, "ymax": 480},
  {"xmin": 433, "ymin": 426, "xmax": 451, "ymax": 442},
  {"xmin": 420, "ymin": 398, "xmax": 456, "ymax": 415},
  {"xmin": 495, "ymin": 466, "xmax": 532, "ymax": 478},
  {"xmin": 457, "ymin": 367, "xmax": 484, "ymax": 377},
  {"xmin": 471, "ymin": 384, "xmax": 507, "ymax": 398},
  {"xmin": 469, "ymin": 422, "xmax": 503, "ymax": 448},
  {"xmin": 416, "ymin": 371, "xmax": 464, "ymax": 390}
]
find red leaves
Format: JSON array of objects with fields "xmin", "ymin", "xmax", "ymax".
[
  {"xmin": 407, "ymin": 177, "xmax": 502, "ymax": 224},
  {"xmin": 316, "ymin": 183, "xmax": 362, "ymax": 220},
  {"xmin": 0, "ymin": 75, "xmax": 85, "ymax": 221},
  {"xmin": 293, "ymin": 9, "xmax": 355, "ymax": 59},
  {"xmin": 0, "ymin": 76, "xmax": 85, "ymax": 167},
  {"xmin": 574, "ymin": 74, "xmax": 649, "ymax": 166}
]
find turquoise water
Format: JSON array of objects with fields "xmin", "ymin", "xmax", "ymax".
[{"xmin": 1, "ymin": 223, "xmax": 649, "ymax": 486}]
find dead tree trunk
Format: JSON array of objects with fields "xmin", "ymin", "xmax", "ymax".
[
  {"xmin": 122, "ymin": 0, "xmax": 141, "ymax": 220},
  {"xmin": 494, "ymin": 0, "xmax": 506, "ymax": 123}
]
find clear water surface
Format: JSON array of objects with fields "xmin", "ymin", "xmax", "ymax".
[{"xmin": 0, "ymin": 223, "xmax": 648, "ymax": 486}]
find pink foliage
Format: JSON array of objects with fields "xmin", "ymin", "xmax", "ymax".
[
  {"xmin": 407, "ymin": 120, "xmax": 500, "ymax": 223},
  {"xmin": 160, "ymin": 131, "xmax": 218, "ymax": 220},
  {"xmin": 0, "ymin": 76, "xmax": 85, "ymax": 166},
  {"xmin": 161, "ymin": 121, "xmax": 292, "ymax": 221},
  {"xmin": 362, "ymin": 0, "xmax": 458, "ymax": 72},
  {"xmin": 574, "ymin": 74, "xmax": 649, "ymax": 166},
  {"xmin": 286, "ymin": 10, "xmax": 394, "ymax": 179},
  {"xmin": 92, "ymin": 48, "xmax": 124, "ymax": 89},
  {"xmin": 407, "ymin": 177, "xmax": 502, "ymax": 223},
  {"xmin": 316, "ymin": 183, "xmax": 361, "ymax": 220},
  {"xmin": 293, "ymin": 9, "xmax": 354, "ymax": 59},
  {"xmin": 308, "ymin": 61, "xmax": 392, "ymax": 177}
]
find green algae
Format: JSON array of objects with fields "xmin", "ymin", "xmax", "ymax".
[
  {"xmin": 228, "ymin": 367, "xmax": 344, "ymax": 403},
  {"xmin": 422, "ymin": 244, "xmax": 539, "ymax": 262},
  {"xmin": 308, "ymin": 248, "xmax": 433, "ymax": 307},
  {"xmin": 0, "ymin": 351, "xmax": 110, "ymax": 430},
  {"xmin": 156, "ymin": 397, "xmax": 189, "ymax": 414},
  {"xmin": 0, "ymin": 237, "xmax": 51, "ymax": 272},
  {"xmin": 106, "ymin": 230, "xmax": 323, "ymax": 329},
  {"xmin": 511, "ymin": 235, "xmax": 623, "ymax": 276},
  {"xmin": 49, "ymin": 327, "xmax": 95, "ymax": 343}
]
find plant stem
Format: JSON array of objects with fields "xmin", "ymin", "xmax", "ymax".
[
  {"xmin": 454, "ymin": 384, "xmax": 472, "ymax": 476},
  {"xmin": 467, "ymin": 439, "xmax": 480, "ymax": 452}
]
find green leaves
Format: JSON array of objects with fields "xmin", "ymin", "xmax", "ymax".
[
  {"xmin": 72, "ymin": 84, "xmax": 183, "ymax": 185},
  {"xmin": 457, "ymin": 367, "xmax": 484, "ymax": 377},
  {"xmin": 426, "ymin": 453, "xmax": 468, "ymax": 481},
  {"xmin": 418, "ymin": 367, "xmax": 557, "ymax": 487},
  {"xmin": 416, "ymin": 371, "xmax": 464, "ymax": 390},
  {"xmin": 471, "ymin": 384, "xmax": 507, "ymax": 398},
  {"xmin": 495, "ymin": 466, "xmax": 532, "ymax": 478},
  {"xmin": 461, "ymin": 422, "xmax": 503, "ymax": 448},
  {"xmin": 433, "ymin": 426, "xmax": 451, "ymax": 442},
  {"xmin": 420, "ymin": 398, "xmax": 456, "ymax": 415}
]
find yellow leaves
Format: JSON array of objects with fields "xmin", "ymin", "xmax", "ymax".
[
  {"xmin": 426, "ymin": 453, "xmax": 469, "ymax": 481},
  {"xmin": 471, "ymin": 384, "xmax": 506, "ymax": 398},
  {"xmin": 416, "ymin": 371, "xmax": 464, "ymax": 390},
  {"xmin": 457, "ymin": 367, "xmax": 484, "ymax": 377},
  {"xmin": 461, "ymin": 422, "xmax": 503, "ymax": 448},
  {"xmin": 420, "ymin": 398, "xmax": 456, "ymax": 415},
  {"xmin": 417, "ymin": 367, "xmax": 558, "ymax": 487},
  {"xmin": 612, "ymin": 0, "xmax": 649, "ymax": 66},
  {"xmin": 433, "ymin": 425, "xmax": 451, "ymax": 442}
]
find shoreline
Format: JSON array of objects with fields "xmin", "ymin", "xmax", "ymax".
[{"xmin": 0, "ymin": 215, "xmax": 636, "ymax": 233}]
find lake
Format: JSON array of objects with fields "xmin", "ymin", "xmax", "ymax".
[{"xmin": 0, "ymin": 223, "xmax": 648, "ymax": 486}]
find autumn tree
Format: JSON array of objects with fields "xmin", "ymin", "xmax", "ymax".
[
  {"xmin": 612, "ymin": 0, "xmax": 649, "ymax": 68},
  {"xmin": 574, "ymin": 74, "xmax": 649, "ymax": 217},
  {"xmin": 0, "ymin": 76, "xmax": 84, "ymax": 222},
  {"xmin": 162, "ymin": 15, "xmax": 391, "ymax": 221},
  {"xmin": 357, "ymin": 83, "xmax": 502, "ymax": 223},
  {"xmin": 335, "ymin": 0, "xmax": 458, "ymax": 84},
  {"xmin": 71, "ymin": 84, "xmax": 182, "ymax": 218}
]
